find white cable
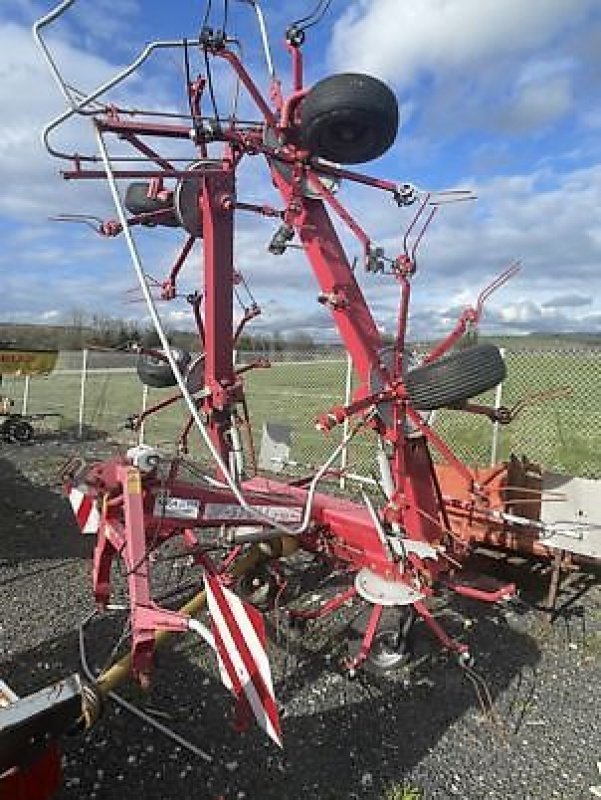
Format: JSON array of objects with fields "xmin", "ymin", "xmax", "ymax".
[{"xmin": 94, "ymin": 125, "xmax": 362, "ymax": 538}]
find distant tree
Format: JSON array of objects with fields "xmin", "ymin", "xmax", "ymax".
[
  {"xmin": 63, "ymin": 308, "xmax": 88, "ymax": 349},
  {"xmin": 141, "ymin": 325, "xmax": 161, "ymax": 348},
  {"xmin": 271, "ymin": 331, "xmax": 285, "ymax": 352},
  {"xmin": 287, "ymin": 331, "xmax": 315, "ymax": 351},
  {"xmin": 236, "ymin": 334, "xmax": 254, "ymax": 351}
]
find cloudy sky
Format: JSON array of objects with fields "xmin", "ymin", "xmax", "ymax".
[{"xmin": 2, "ymin": 0, "xmax": 601, "ymax": 342}]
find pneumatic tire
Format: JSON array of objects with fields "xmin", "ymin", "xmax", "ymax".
[
  {"xmin": 124, "ymin": 183, "xmax": 179, "ymax": 227},
  {"xmin": 405, "ymin": 344, "xmax": 506, "ymax": 411},
  {"xmin": 299, "ymin": 73, "xmax": 399, "ymax": 164},
  {"xmin": 347, "ymin": 606, "xmax": 415, "ymax": 676},
  {"xmin": 136, "ymin": 348, "xmax": 191, "ymax": 389}
]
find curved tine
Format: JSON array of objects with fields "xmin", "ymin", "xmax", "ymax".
[
  {"xmin": 428, "ymin": 189, "xmax": 477, "ymax": 206},
  {"xmin": 124, "ymin": 274, "xmax": 164, "ymax": 292},
  {"xmin": 233, "ymin": 0, "xmax": 276, "ymax": 79},
  {"xmin": 403, "ymin": 193, "xmax": 430, "ymax": 257},
  {"xmin": 411, "ymin": 206, "xmax": 437, "ymax": 263},
  {"xmin": 49, "ymin": 213, "xmax": 105, "ymax": 232},
  {"xmin": 476, "ymin": 260, "xmax": 521, "ymax": 312}
]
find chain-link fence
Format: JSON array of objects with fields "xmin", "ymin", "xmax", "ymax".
[
  {"xmin": 4, "ymin": 346, "xmax": 601, "ymax": 480},
  {"xmin": 494, "ymin": 348, "xmax": 601, "ymax": 478}
]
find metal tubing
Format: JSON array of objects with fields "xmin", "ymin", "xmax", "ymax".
[
  {"xmin": 21, "ymin": 375, "xmax": 30, "ymax": 416},
  {"xmin": 233, "ymin": 0, "xmax": 276, "ymax": 79},
  {"xmin": 490, "ymin": 348, "xmax": 506, "ymax": 466},
  {"xmin": 95, "ymin": 126, "xmax": 363, "ymax": 540},
  {"xmin": 138, "ymin": 385, "xmax": 149, "ymax": 445},
  {"xmin": 413, "ymin": 600, "xmax": 469, "ymax": 655},
  {"xmin": 78, "ymin": 618, "xmax": 213, "ymax": 762},
  {"xmin": 32, "ymin": 0, "xmax": 79, "ymax": 106},
  {"xmin": 77, "ymin": 348, "xmax": 88, "ymax": 439},
  {"xmin": 447, "ymin": 582, "xmax": 516, "ymax": 603},
  {"xmin": 96, "ymin": 544, "xmax": 265, "ymax": 695},
  {"xmin": 289, "ymin": 586, "xmax": 356, "ymax": 620},
  {"xmin": 339, "ymin": 352, "xmax": 353, "ymax": 490},
  {"xmin": 34, "ymin": 6, "xmax": 196, "ymax": 163}
]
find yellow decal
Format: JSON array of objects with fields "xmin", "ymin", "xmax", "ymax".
[
  {"xmin": 126, "ymin": 469, "xmax": 142, "ymax": 495},
  {"xmin": 0, "ymin": 349, "xmax": 58, "ymax": 376}
]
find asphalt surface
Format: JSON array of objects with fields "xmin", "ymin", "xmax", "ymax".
[{"xmin": 1, "ymin": 437, "xmax": 600, "ymax": 800}]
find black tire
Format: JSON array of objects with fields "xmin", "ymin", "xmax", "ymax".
[
  {"xmin": 174, "ymin": 164, "xmax": 205, "ymax": 238},
  {"xmin": 237, "ymin": 564, "xmax": 276, "ymax": 610},
  {"xmin": 185, "ymin": 354, "xmax": 205, "ymax": 394},
  {"xmin": 4, "ymin": 417, "xmax": 34, "ymax": 443},
  {"xmin": 263, "ymin": 127, "xmax": 339, "ymax": 199},
  {"xmin": 124, "ymin": 183, "xmax": 179, "ymax": 227},
  {"xmin": 348, "ymin": 606, "xmax": 415, "ymax": 676},
  {"xmin": 0, "ymin": 418, "xmax": 12, "ymax": 441},
  {"xmin": 136, "ymin": 348, "xmax": 191, "ymax": 388},
  {"xmin": 405, "ymin": 344, "xmax": 506, "ymax": 411},
  {"xmin": 300, "ymin": 73, "xmax": 399, "ymax": 164}
]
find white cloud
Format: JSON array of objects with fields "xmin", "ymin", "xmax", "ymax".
[
  {"xmin": 1, "ymin": 2, "xmax": 600, "ymax": 346},
  {"xmin": 328, "ymin": 0, "xmax": 600, "ymax": 139},
  {"xmin": 495, "ymin": 76, "xmax": 573, "ymax": 133},
  {"xmin": 542, "ymin": 294, "xmax": 592, "ymax": 309},
  {"xmin": 329, "ymin": 0, "xmax": 595, "ymax": 87},
  {"xmin": 0, "ymin": 15, "xmax": 189, "ymax": 222}
]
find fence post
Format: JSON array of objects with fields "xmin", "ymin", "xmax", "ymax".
[
  {"xmin": 21, "ymin": 375, "xmax": 30, "ymax": 415},
  {"xmin": 490, "ymin": 347, "xmax": 505, "ymax": 466},
  {"xmin": 138, "ymin": 383, "xmax": 149, "ymax": 445},
  {"xmin": 78, "ymin": 348, "xmax": 89, "ymax": 439},
  {"xmin": 339, "ymin": 352, "xmax": 353, "ymax": 489}
]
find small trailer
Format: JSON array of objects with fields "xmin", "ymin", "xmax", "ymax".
[{"xmin": 0, "ymin": 347, "xmax": 60, "ymax": 443}]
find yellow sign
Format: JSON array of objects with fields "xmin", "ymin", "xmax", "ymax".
[{"xmin": 0, "ymin": 349, "xmax": 58, "ymax": 376}]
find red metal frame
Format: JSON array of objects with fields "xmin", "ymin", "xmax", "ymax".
[{"xmin": 55, "ymin": 32, "xmax": 526, "ymax": 685}]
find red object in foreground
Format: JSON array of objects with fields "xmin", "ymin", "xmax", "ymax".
[
  {"xmin": 0, "ymin": 744, "xmax": 62, "ymax": 800},
  {"xmin": 205, "ymin": 573, "xmax": 282, "ymax": 748}
]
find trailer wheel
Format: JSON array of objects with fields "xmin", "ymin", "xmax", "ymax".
[
  {"xmin": 300, "ymin": 73, "xmax": 399, "ymax": 164},
  {"xmin": 136, "ymin": 348, "xmax": 191, "ymax": 388},
  {"xmin": 348, "ymin": 606, "xmax": 415, "ymax": 676},
  {"xmin": 124, "ymin": 182, "xmax": 178, "ymax": 227},
  {"xmin": 6, "ymin": 418, "xmax": 34, "ymax": 443},
  {"xmin": 405, "ymin": 344, "xmax": 506, "ymax": 411}
]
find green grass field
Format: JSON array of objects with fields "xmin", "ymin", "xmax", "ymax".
[{"xmin": 8, "ymin": 348, "xmax": 601, "ymax": 479}]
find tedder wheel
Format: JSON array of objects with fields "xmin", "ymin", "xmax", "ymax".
[
  {"xmin": 124, "ymin": 182, "xmax": 179, "ymax": 227},
  {"xmin": 348, "ymin": 606, "xmax": 415, "ymax": 676},
  {"xmin": 404, "ymin": 343, "xmax": 506, "ymax": 411},
  {"xmin": 136, "ymin": 348, "xmax": 191, "ymax": 388},
  {"xmin": 299, "ymin": 73, "xmax": 399, "ymax": 164},
  {"xmin": 174, "ymin": 163, "xmax": 205, "ymax": 238},
  {"xmin": 237, "ymin": 564, "xmax": 277, "ymax": 610}
]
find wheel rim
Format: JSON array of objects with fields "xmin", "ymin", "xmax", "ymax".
[{"xmin": 367, "ymin": 629, "xmax": 409, "ymax": 672}]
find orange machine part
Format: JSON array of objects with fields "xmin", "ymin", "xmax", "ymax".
[{"xmin": 435, "ymin": 455, "xmax": 550, "ymax": 558}]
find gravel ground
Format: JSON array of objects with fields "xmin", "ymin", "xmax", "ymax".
[{"xmin": 1, "ymin": 437, "xmax": 600, "ymax": 800}]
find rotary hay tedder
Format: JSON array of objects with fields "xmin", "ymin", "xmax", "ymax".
[{"xmin": 2, "ymin": 0, "xmax": 600, "ymax": 792}]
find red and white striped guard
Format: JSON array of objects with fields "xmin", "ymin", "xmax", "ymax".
[
  {"xmin": 204, "ymin": 573, "xmax": 282, "ymax": 748},
  {"xmin": 68, "ymin": 486, "xmax": 100, "ymax": 534}
]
